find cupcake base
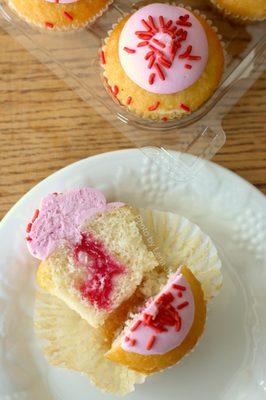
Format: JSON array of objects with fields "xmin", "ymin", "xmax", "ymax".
[{"xmin": 8, "ymin": 0, "xmax": 113, "ymax": 31}]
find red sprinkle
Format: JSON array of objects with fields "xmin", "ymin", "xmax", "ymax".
[
  {"xmin": 162, "ymin": 117, "xmax": 168, "ymax": 122},
  {"xmin": 152, "ymin": 38, "xmax": 166, "ymax": 49},
  {"xmin": 45, "ymin": 22, "xmax": 54, "ymax": 29},
  {"xmin": 180, "ymin": 103, "xmax": 190, "ymax": 112},
  {"xmin": 130, "ymin": 338, "xmax": 136, "ymax": 346},
  {"xmin": 63, "ymin": 11, "xmax": 74, "ymax": 21},
  {"xmin": 123, "ymin": 47, "xmax": 136, "ymax": 54},
  {"xmin": 172, "ymin": 284, "xmax": 186, "ymax": 291},
  {"xmin": 100, "ymin": 50, "xmax": 106, "ymax": 65},
  {"xmin": 143, "ymin": 313, "xmax": 153, "ymax": 324},
  {"xmin": 175, "ymin": 314, "xmax": 182, "ymax": 331},
  {"xmin": 156, "ymin": 292, "xmax": 174, "ymax": 305},
  {"xmin": 131, "ymin": 320, "xmax": 142, "ymax": 332},
  {"xmin": 137, "ymin": 41, "xmax": 149, "ymax": 47},
  {"xmin": 145, "ymin": 50, "xmax": 154, "ymax": 60},
  {"xmin": 112, "ymin": 85, "xmax": 119, "ymax": 96},
  {"xmin": 159, "ymin": 15, "xmax": 165, "ymax": 28},
  {"xmin": 126, "ymin": 96, "xmax": 132, "ymax": 105},
  {"xmin": 26, "ymin": 236, "xmax": 32, "ymax": 241},
  {"xmin": 26, "ymin": 223, "xmax": 32, "ymax": 233},
  {"xmin": 148, "ymin": 44, "xmax": 165, "ymax": 57},
  {"xmin": 125, "ymin": 336, "xmax": 130, "ymax": 342},
  {"xmin": 141, "ymin": 18, "xmax": 152, "ymax": 32},
  {"xmin": 148, "ymin": 55, "xmax": 155, "ymax": 69},
  {"xmin": 185, "ymin": 64, "xmax": 192, "ymax": 69},
  {"xmin": 178, "ymin": 291, "xmax": 183, "ymax": 298},
  {"xmin": 146, "ymin": 335, "xmax": 156, "ymax": 350},
  {"xmin": 165, "ymin": 19, "xmax": 173, "ymax": 29},
  {"xmin": 158, "ymin": 57, "xmax": 172, "ymax": 69},
  {"xmin": 149, "ymin": 73, "xmax": 155, "ymax": 85},
  {"xmin": 177, "ymin": 301, "xmax": 189, "ymax": 310},
  {"xmin": 148, "ymin": 101, "xmax": 160, "ymax": 111},
  {"xmin": 32, "ymin": 209, "xmax": 39, "ymax": 223},
  {"xmin": 148, "ymin": 15, "xmax": 158, "ymax": 32},
  {"xmin": 154, "ymin": 63, "xmax": 165, "ymax": 81},
  {"xmin": 188, "ymin": 55, "xmax": 202, "ymax": 61},
  {"xmin": 179, "ymin": 45, "xmax": 192, "ymax": 59}
]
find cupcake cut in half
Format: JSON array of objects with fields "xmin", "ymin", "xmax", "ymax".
[
  {"xmin": 27, "ymin": 188, "xmax": 158, "ymax": 327},
  {"xmin": 101, "ymin": 2, "xmax": 224, "ymax": 121},
  {"xmin": 210, "ymin": 0, "xmax": 266, "ymax": 22},
  {"xmin": 29, "ymin": 189, "xmax": 222, "ymax": 394},
  {"xmin": 8, "ymin": 0, "xmax": 112, "ymax": 31}
]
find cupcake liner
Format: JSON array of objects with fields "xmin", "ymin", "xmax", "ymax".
[
  {"xmin": 34, "ymin": 290, "xmax": 146, "ymax": 396},
  {"xmin": 101, "ymin": 2, "xmax": 225, "ymax": 121},
  {"xmin": 8, "ymin": 0, "xmax": 113, "ymax": 32},
  {"xmin": 209, "ymin": 0, "xmax": 266, "ymax": 23},
  {"xmin": 136, "ymin": 209, "xmax": 222, "ymax": 301},
  {"xmin": 34, "ymin": 208, "xmax": 222, "ymax": 395}
]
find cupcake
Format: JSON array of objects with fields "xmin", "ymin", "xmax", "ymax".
[
  {"xmin": 8, "ymin": 0, "xmax": 112, "ymax": 31},
  {"xmin": 210, "ymin": 0, "xmax": 266, "ymax": 22},
  {"xmin": 29, "ymin": 188, "xmax": 222, "ymax": 394},
  {"xmin": 101, "ymin": 3, "xmax": 224, "ymax": 121}
]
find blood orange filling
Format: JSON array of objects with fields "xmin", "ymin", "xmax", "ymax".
[{"xmin": 73, "ymin": 233, "xmax": 125, "ymax": 310}]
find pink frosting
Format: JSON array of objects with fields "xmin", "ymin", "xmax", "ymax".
[
  {"xmin": 121, "ymin": 268, "xmax": 195, "ymax": 355},
  {"xmin": 118, "ymin": 4, "xmax": 208, "ymax": 94},
  {"xmin": 26, "ymin": 188, "xmax": 123, "ymax": 260},
  {"xmin": 45, "ymin": 0, "xmax": 78, "ymax": 3}
]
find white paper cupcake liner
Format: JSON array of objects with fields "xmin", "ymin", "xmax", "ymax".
[
  {"xmin": 137, "ymin": 208, "xmax": 222, "ymax": 301},
  {"xmin": 34, "ymin": 290, "xmax": 146, "ymax": 396},
  {"xmin": 8, "ymin": 0, "xmax": 113, "ymax": 32},
  {"xmin": 34, "ymin": 208, "xmax": 222, "ymax": 395}
]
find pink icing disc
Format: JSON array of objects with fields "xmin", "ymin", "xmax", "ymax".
[
  {"xmin": 119, "ymin": 4, "xmax": 209, "ymax": 94},
  {"xmin": 26, "ymin": 188, "xmax": 123, "ymax": 260},
  {"xmin": 121, "ymin": 269, "xmax": 195, "ymax": 355}
]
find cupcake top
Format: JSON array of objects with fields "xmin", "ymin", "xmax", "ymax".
[
  {"xmin": 121, "ymin": 267, "xmax": 195, "ymax": 355},
  {"xmin": 26, "ymin": 188, "xmax": 123, "ymax": 260},
  {"xmin": 119, "ymin": 3, "xmax": 209, "ymax": 95}
]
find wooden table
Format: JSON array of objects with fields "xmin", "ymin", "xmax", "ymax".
[{"xmin": 0, "ymin": 28, "xmax": 265, "ymax": 220}]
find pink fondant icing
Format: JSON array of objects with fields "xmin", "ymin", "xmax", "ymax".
[
  {"xmin": 45, "ymin": 0, "xmax": 78, "ymax": 3},
  {"xmin": 121, "ymin": 268, "xmax": 195, "ymax": 355},
  {"xmin": 118, "ymin": 4, "xmax": 208, "ymax": 94},
  {"xmin": 26, "ymin": 188, "xmax": 123, "ymax": 260}
]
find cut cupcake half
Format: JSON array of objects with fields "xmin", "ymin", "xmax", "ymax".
[{"xmin": 105, "ymin": 266, "xmax": 206, "ymax": 374}]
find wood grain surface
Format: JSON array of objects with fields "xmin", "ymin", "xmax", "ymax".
[{"xmin": 0, "ymin": 23, "xmax": 265, "ymax": 220}]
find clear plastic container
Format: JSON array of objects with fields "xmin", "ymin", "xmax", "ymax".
[{"xmin": 0, "ymin": 0, "xmax": 265, "ymax": 181}]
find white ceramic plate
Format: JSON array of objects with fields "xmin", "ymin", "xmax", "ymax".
[{"xmin": 0, "ymin": 149, "xmax": 265, "ymax": 400}]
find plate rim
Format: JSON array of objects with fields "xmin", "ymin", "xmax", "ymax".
[{"xmin": 1, "ymin": 148, "xmax": 265, "ymax": 230}]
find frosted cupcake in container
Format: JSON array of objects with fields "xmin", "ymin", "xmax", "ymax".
[
  {"xmin": 101, "ymin": 2, "xmax": 224, "ymax": 121},
  {"xmin": 210, "ymin": 0, "xmax": 266, "ymax": 22},
  {"xmin": 8, "ymin": 0, "xmax": 112, "ymax": 31}
]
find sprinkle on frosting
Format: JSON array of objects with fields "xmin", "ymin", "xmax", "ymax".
[
  {"xmin": 119, "ymin": 4, "xmax": 208, "ymax": 94},
  {"xmin": 121, "ymin": 268, "xmax": 195, "ymax": 355}
]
